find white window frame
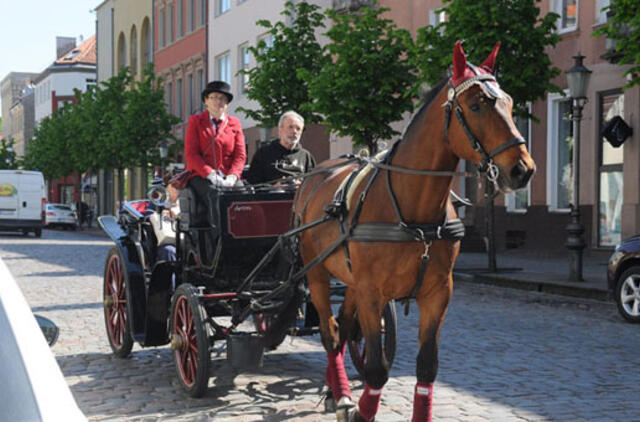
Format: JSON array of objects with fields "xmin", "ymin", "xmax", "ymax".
[
  {"xmin": 552, "ymin": 0, "xmax": 579, "ymax": 34},
  {"xmin": 257, "ymin": 33, "xmax": 273, "ymax": 54},
  {"xmin": 217, "ymin": 0, "xmax": 231, "ymax": 16},
  {"xmin": 238, "ymin": 43, "xmax": 250, "ymax": 95},
  {"xmin": 546, "ymin": 91, "xmax": 572, "ymax": 213},
  {"xmin": 506, "ymin": 104, "xmax": 532, "ymax": 213},
  {"xmin": 595, "ymin": 0, "xmax": 610, "ymax": 25},
  {"xmin": 216, "ymin": 52, "xmax": 231, "ymax": 84}
]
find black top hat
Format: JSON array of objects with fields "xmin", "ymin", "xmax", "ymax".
[{"xmin": 202, "ymin": 80, "xmax": 233, "ymax": 103}]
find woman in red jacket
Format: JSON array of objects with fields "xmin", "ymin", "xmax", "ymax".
[{"xmin": 185, "ymin": 80, "xmax": 246, "ymax": 230}]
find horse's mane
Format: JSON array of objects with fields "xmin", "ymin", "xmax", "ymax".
[{"xmin": 402, "ymin": 76, "xmax": 449, "ymax": 142}]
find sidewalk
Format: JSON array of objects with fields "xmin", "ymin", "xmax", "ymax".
[{"xmin": 454, "ymin": 249, "xmax": 612, "ymax": 301}]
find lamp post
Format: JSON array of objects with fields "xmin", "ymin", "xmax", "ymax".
[
  {"xmin": 565, "ymin": 53, "xmax": 592, "ymax": 282},
  {"xmin": 158, "ymin": 140, "xmax": 168, "ymax": 176}
]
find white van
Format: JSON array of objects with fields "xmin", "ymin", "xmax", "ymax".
[{"xmin": 0, "ymin": 170, "xmax": 46, "ymax": 237}]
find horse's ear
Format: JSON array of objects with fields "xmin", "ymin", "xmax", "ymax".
[
  {"xmin": 452, "ymin": 41, "xmax": 467, "ymax": 82},
  {"xmin": 481, "ymin": 42, "xmax": 501, "ymax": 74}
]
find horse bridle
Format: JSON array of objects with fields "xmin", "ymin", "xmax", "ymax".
[{"xmin": 443, "ymin": 66, "xmax": 526, "ymax": 182}]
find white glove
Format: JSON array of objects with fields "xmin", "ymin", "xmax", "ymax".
[
  {"xmin": 222, "ymin": 174, "xmax": 238, "ymax": 187},
  {"xmin": 206, "ymin": 172, "xmax": 224, "ymax": 187}
]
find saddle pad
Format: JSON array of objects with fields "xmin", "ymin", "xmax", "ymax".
[{"xmin": 335, "ymin": 149, "xmax": 388, "ymax": 211}]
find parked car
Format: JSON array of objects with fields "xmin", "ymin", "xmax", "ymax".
[
  {"xmin": 0, "ymin": 170, "xmax": 46, "ymax": 237},
  {"xmin": 607, "ymin": 234, "xmax": 640, "ymax": 323},
  {"xmin": 45, "ymin": 203, "xmax": 77, "ymax": 229},
  {"xmin": 0, "ymin": 258, "xmax": 86, "ymax": 421}
]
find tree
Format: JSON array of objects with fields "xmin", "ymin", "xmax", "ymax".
[
  {"xmin": 24, "ymin": 65, "xmax": 179, "ymax": 202},
  {"xmin": 0, "ymin": 138, "xmax": 18, "ymax": 170},
  {"xmin": 306, "ymin": 2, "xmax": 415, "ymax": 153},
  {"xmin": 237, "ymin": 1, "xmax": 329, "ymax": 128},
  {"xmin": 412, "ymin": 0, "xmax": 562, "ymax": 119},
  {"xmin": 593, "ymin": 0, "xmax": 640, "ymax": 89}
]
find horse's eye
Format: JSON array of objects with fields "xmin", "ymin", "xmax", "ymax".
[{"xmin": 469, "ymin": 103, "xmax": 481, "ymax": 112}]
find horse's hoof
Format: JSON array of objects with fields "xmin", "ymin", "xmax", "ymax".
[{"xmin": 335, "ymin": 397, "xmax": 355, "ymax": 422}]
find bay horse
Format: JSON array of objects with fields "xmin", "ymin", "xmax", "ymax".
[{"xmin": 292, "ymin": 41, "xmax": 535, "ymax": 421}]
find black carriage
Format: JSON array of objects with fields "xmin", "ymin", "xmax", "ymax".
[{"xmin": 99, "ymin": 182, "xmax": 396, "ymax": 397}]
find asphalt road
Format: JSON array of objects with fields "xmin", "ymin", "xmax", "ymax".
[{"xmin": 1, "ymin": 229, "xmax": 638, "ymax": 421}]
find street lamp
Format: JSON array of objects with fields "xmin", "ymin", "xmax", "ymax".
[
  {"xmin": 565, "ymin": 53, "xmax": 592, "ymax": 282},
  {"xmin": 158, "ymin": 140, "xmax": 169, "ymax": 176}
]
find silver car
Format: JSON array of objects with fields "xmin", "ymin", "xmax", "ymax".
[{"xmin": 45, "ymin": 204, "xmax": 77, "ymax": 229}]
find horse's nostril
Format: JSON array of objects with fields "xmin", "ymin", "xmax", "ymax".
[{"xmin": 510, "ymin": 160, "xmax": 532, "ymax": 186}]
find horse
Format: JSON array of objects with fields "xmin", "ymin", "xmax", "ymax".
[{"xmin": 292, "ymin": 41, "xmax": 536, "ymax": 422}]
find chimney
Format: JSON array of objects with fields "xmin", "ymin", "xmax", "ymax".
[{"xmin": 56, "ymin": 36, "xmax": 76, "ymax": 59}]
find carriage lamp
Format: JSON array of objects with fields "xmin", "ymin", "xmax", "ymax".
[
  {"xmin": 565, "ymin": 53, "xmax": 592, "ymax": 282},
  {"xmin": 158, "ymin": 140, "xmax": 169, "ymax": 175}
]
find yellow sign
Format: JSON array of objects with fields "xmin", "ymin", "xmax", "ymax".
[{"xmin": 0, "ymin": 183, "xmax": 17, "ymax": 197}]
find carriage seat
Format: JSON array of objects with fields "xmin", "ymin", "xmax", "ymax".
[{"xmin": 177, "ymin": 187, "xmax": 209, "ymax": 227}]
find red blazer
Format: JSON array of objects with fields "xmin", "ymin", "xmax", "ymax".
[{"xmin": 184, "ymin": 111, "xmax": 246, "ymax": 179}]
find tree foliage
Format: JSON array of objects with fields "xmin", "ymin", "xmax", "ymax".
[
  {"xmin": 306, "ymin": 2, "xmax": 415, "ymax": 153},
  {"xmin": 23, "ymin": 65, "xmax": 179, "ymax": 186},
  {"xmin": 237, "ymin": 1, "xmax": 329, "ymax": 128},
  {"xmin": 412, "ymin": 0, "xmax": 562, "ymax": 119},
  {"xmin": 0, "ymin": 138, "xmax": 18, "ymax": 170},
  {"xmin": 593, "ymin": 0, "xmax": 640, "ymax": 89}
]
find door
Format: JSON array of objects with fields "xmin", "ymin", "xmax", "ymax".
[{"xmin": 17, "ymin": 173, "xmax": 45, "ymax": 221}]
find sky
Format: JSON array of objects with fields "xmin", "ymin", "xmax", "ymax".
[{"xmin": 0, "ymin": 0, "xmax": 97, "ymax": 118}]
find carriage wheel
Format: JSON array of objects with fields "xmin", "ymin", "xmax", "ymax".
[
  {"xmin": 103, "ymin": 246, "xmax": 134, "ymax": 358},
  {"xmin": 170, "ymin": 284, "xmax": 211, "ymax": 398},
  {"xmin": 347, "ymin": 300, "xmax": 397, "ymax": 378}
]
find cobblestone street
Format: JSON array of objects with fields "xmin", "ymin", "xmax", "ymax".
[{"xmin": 1, "ymin": 229, "xmax": 638, "ymax": 421}]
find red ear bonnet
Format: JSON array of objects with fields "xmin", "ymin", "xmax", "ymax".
[
  {"xmin": 481, "ymin": 42, "xmax": 501, "ymax": 73},
  {"xmin": 451, "ymin": 40, "xmax": 501, "ymax": 88},
  {"xmin": 451, "ymin": 41, "xmax": 468, "ymax": 86}
]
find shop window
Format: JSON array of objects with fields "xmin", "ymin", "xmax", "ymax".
[{"xmin": 546, "ymin": 92, "xmax": 573, "ymax": 212}]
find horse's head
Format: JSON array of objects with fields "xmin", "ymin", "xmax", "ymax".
[{"xmin": 444, "ymin": 41, "xmax": 535, "ymax": 192}]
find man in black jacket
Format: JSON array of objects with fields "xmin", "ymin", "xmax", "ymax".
[{"xmin": 246, "ymin": 111, "xmax": 316, "ymax": 185}]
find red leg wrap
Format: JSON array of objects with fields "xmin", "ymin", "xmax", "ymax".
[
  {"xmin": 358, "ymin": 383, "xmax": 383, "ymax": 421},
  {"xmin": 411, "ymin": 382, "xmax": 433, "ymax": 422},
  {"xmin": 326, "ymin": 342, "xmax": 350, "ymax": 401}
]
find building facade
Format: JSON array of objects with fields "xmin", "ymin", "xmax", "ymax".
[
  {"xmin": 154, "ymin": 0, "xmax": 208, "ymax": 162},
  {"xmin": 95, "ymin": 0, "xmax": 153, "ymax": 214},
  {"xmin": 1, "ymin": 72, "xmax": 38, "ymax": 141}
]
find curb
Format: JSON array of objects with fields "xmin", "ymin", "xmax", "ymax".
[{"xmin": 453, "ymin": 271, "xmax": 612, "ymax": 302}]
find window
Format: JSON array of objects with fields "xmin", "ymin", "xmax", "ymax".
[
  {"xmin": 159, "ymin": 8, "xmax": 165, "ymax": 48},
  {"xmin": 598, "ymin": 91, "xmax": 624, "ymax": 247},
  {"xmin": 169, "ymin": 3, "xmax": 175, "ymax": 43},
  {"xmin": 552, "ymin": 0, "xmax": 578, "ymax": 32},
  {"xmin": 428, "ymin": 8, "xmax": 446, "ymax": 27},
  {"xmin": 238, "ymin": 43, "xmax": 250, "ymax": 94},
  {"xmin": 117, "ymin": 33, "xmax": 127, "ymax": 68},
  {"xmin": 141, "ymin": 18, "xmax": 151, "ymax": 67},
  {"xmin": 217, "ymin": 0, "xmax": 231, "ymax": 15},
  {"xmin": 187, "ymin": 74, "xmax": 194, "ymax": 115},
  {"xmin": 188, "ymin": 0, "xmax": 195, "ymax": 32},
  {"xmin": 178, "ymin": 0, "xmax": 184, "ymax": 37},
  {"xmin": 176, "ymin": 78, "xmax": 183, "ymax": 119},
  {"xmin": 546, "ymin": 92, "xmax": 573, "ymax": 211},
  {"xmin": 167, "ymin": 81, "xmax": 173, "ymax": 114},
  {"xmin": 257, "ymin": 33, "xmax": 273, "ymax": 53},
  {"xmin": 130, "ymin": 26, "xmax": 138, "ymax": 76},
  {"xmin": 506, "ymin": 107, "xmax": 531, "ymax": 213},
  {"xmin": 596, "ymin": 0, "xmax": 610, "ymax": 25},
  {"xmin": 216, "ymin": 52, "xmax": 231, "ymax": 84},
  {"xmin": 200, "ymin": 0, "xmax": 206, "ymax": 26},
  {"xmin": 197, "ymin": 68, "xmax": 204, "ymax": 112}
]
